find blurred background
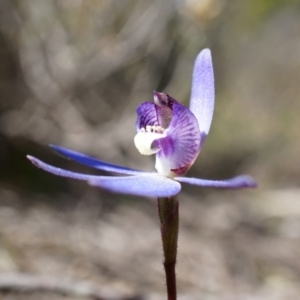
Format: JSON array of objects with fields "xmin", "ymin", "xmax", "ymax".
[{"xmin": 0, "ymin": 0, "xmax": 300, "ymax": 299}]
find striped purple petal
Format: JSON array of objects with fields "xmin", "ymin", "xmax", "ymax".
[
  {"xmin": 155, "ymin": 102, "xmax": 201, "ymax": 176},
  {"xmin": 135, "ymin": 102, "xmax": 159, "ymax": 130},
  {"xmin": 89, "ymin": 174, "xmax": 181, "ymax": 197},
  {"xmin": 189, "ymin": 48, "xmax": 215, "ymax": 147},
  {"xmin": 175, "ymin": 175, "xmax": 257, "ymax": 189},
  {"xmin": 50, "ymin": 144, "xmax": 143, "ymax": 175}
]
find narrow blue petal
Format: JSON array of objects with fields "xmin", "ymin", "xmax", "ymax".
[
  {"xmin": 27, "ymin": 155, "xmax": 99, "ymax": 180},
  {"xmin": 27, "ymin": 155, "xmax": 181, "ymax": 197},
  {"xmin": 89, "ymin": 174, "xmax": 181, "ymax": 197},
  {"xmin": 189, "ymin": 48, "xmax": 215, "ymax": 147},
  {"xmin": 175, "ymin": 175, "xmax": 257, "ymax": 189},
  {"xmin": 49, "ymin": 144, "xmax": 144, "ymax": 175}
]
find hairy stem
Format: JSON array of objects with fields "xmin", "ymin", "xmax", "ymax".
[{"xmin": 157, "ymin": 196, "xmax": 179, "ymax": 300}]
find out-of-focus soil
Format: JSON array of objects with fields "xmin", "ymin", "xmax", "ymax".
[{"xmin": 0, "ymin": 188, "xmax": 299, "ymax": 300}]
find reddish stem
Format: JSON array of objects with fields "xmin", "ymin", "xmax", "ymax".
[{"xmin": 157, "ymin": 196, "xmax": 179, "ymax": 300}]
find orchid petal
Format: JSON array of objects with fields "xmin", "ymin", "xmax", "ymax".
[
  {"xmin": 27, "ymin": 155, "xmax": 181, "ymax": 197},
  {"xmin": 27, "ymin": 155, "xmax": 99, "ymax": 180},
  {"xmin": 135, "ymin": 102, "xmax": 159, "ymax": 130},
  {"xmin": 50, "ymin": 145, "xmax": 143, "ymax": 175},
  {"xmin": 155, "ymin": 102, "xmax": 201, "ymax": 176},
  {"xmin": 89, "ymin": 174, "xmax": 181, "ymax": 197},
  {"xmin": 189, "ymin": 48, "xmax": 215, "ymax": 146},
  {"xmin": 134, "ymin": 130, "xmax": 166, "ymax": 155},
  {"xmin": 175, "ymin": 175, "xmax": 257, "ymax": 189}
]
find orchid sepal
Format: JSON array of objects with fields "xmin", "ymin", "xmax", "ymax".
[
  {"xmin": 175, "ymin": 175, "xmax": 257, "ymax": 189},
  {"xmin": 27, "ymin": 155, "xmax": 181, "ymax": 197},
  {"xmin": 189, "ymin": 48, "xmax": 215, "ymax": 146},
  {"xmin": 49, "ymin": 144, "xmax": 143, "ymax": 175},
  {"xmin": 27, "ymin": 149, "xmax": 256, "ymax": 199}
]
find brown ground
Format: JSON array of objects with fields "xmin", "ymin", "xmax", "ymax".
[{"xmin": 0, "ymin": 188, "xmax": 299, "ymax": 300}]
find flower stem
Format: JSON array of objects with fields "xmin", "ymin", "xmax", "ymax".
[{"xmin": 157, "ymin": 196, "xmax": 179, "ymax": 300}]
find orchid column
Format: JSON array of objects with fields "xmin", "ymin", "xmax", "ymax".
[{"xmin": 27, "ymin": 49, "xmax": 256, "ymax": 300}]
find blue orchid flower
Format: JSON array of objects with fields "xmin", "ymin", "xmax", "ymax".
[{"xmin": 27, "ymin": 49, "xmax": 257, "ymax": 198}]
